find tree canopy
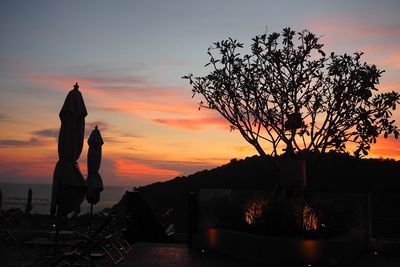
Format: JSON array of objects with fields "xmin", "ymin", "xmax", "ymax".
[{"xmin": 184, "ymin": 28, "xmax": 400, "ymax": 157}]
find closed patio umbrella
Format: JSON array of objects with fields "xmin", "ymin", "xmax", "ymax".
[
  {"xmin": 50, "ymin": 82, "xmax": 88, "ymax": 217},
  {"xmin": 0, "ymin": 189, "xmax": 2, "ymax": 211},
  {"xmin": 86, "ymin": 125, "xmax": 104, "ymax": 213},
  {"xmin": 25, "ymin": 187, "xmax": 33, "ymax": 214}
]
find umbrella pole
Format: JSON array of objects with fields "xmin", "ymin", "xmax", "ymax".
[
  {"xmin": 89, "ymin": 203, "xmax": 93, "ymax": 231},
  {"xmin": 53, "ymin": 215, "xmax": 61, "ymax": 257}
]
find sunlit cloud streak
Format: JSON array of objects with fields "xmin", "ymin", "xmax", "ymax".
[
  {"xmin": 27, "ymin": 74, "xmax": 178, "ymax": 98},
  {"xmin": 364, "ymin": 25, "xmax": 400, "ymax": 37},
  {"xmin": 28, "ymin": 74, "xmax": 188, "ymax": 106},
  {"xmin": 27, "ymin": 73, "xmax": 229, "ymax": 132},
  {"xmin": 0, "ymin": 138, "xmax": 40, "ymax": 147},
  {"xmin": 153, "ymin": 116, "xmax": 227, "ymax": 130},
  {"xmin": 101, "ymin": 101, "xmax": 196, "ymax": 116},
  {"xmin": 32, "ymin": 129, "xmax": 58, "ymax": 139},
  {"xmin": 359, "ymin": 45, "xmax": 400, "ymax": 72},
  {"xmin": 307, "ymin": 18, "xmax": 400, "ymax": 74},
  {"xmin": 360, "ymin": 43, "xmax": 399, "ymax": 55},
  {"xmin": 369, "ymin": 137, "xmax": 400, "ymax": 160},
  {"xmin": 378, "ymin": 54, "xmax": 400, "ymax": 70},
  {"xmin": 120, "ymin": 156, "xmax": 229, "ymax": 177},
  {"xmin": 309, "ymin": 17, "xmax": 400, "ymax": 39},
  {"xmin": 0, "ymin": 154, "xmax": 56, "ymax": 183},
  {"xmin": 113, "ymin": 158, "xmax": 181, "ymax": 184}
]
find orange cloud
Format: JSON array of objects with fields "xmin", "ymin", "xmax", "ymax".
[
  {"xmin": 114, "ymin": 158, "xmax": 181, "ymax": 184},
  {"xmin": 369, "ymin": 137, "xmax": 400, "ymax": 160},
  {"xmin": 152, "ymin": 116, "xmax": 227, "ymax": 130}
]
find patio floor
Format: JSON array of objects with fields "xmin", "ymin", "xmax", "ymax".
[
  {"xmin": 94, "ymin": 242, "xmax": 400, "ymax": 267},
  {"xmin": 2, "ymin": 241, "xmax": 400, "ymax": 266},
  {"xmin": 95, "ymin": 242, "xmax": 265, "ymax": 267}
]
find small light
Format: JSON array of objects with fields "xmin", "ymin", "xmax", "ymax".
[
  {"xmin": 53, "ymin": 224, "xmax": 56, "ymax": 227},
  {"xmin": 321, "ymin": 223, "xmax": 326, "ymax": 228},
  {"xmin": 308, "ymin": 264, "xmax": 312, "ymax": 267},
  {"xmin": 374, "ymin": 251, "xmax": 378, "ymax": 255},
  {"xmin": 201, "ymin": 249, "xmax": 205, "ymax": 253}
]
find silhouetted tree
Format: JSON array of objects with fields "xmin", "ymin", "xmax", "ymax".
[{"xmin": 184, "ymin": 28, "xmax": 400, "ymax": 157}]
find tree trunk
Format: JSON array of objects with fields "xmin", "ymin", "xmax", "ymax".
[{"xmin": 253, "ymin": 142, "xmax": 267, "ymax": 157}]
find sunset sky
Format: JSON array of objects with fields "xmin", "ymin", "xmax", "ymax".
[{"xmin": 1, "ymin": 0, "xmax": 399, "ymax": 186}]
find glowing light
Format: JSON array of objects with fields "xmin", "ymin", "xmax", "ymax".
[
  {"xmin": 244, "ymin": 197, "xmax": 268, "ymax": 225},
  {"xmin": 207, "ymin": 228, "xmax": 218, "ymax": 248},
  {"xmin": 303, "ymin": 204, "xmax": 318, "ymax": 231},
  {"xmin": 300, "ymin": 240, "xmax": 320, "ymax": 262}
]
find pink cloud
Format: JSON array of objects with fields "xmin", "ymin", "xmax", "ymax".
[
  {"xmin": 366, "ymin": 25, "xmax": 400, "ymax": 37},
  {"xmin": 307, "ymin": 16, "xmax": 400, "ymax": 50},
  {"xmin": 379, "ymin": 53, "xmax": 400, "ymax": 70},
  {"xmin": 27, "ymin": 74, "xmax": 193, "ymax": 113},
  {"xmin": 360, "ymin": 43, "xmax": 399, "ymax": 55},
  {"xmin": 309, "ymin": 16, "xmax": 400, "ymax": 37},
  {"xmin": 357, "ymin": 44, "xmax": 400, "ymax": 71},
  {"xmin": 103, "ymin": 100, "xmax": 196, "ymax": 116},
  {"xmin": 28, "ymin": 75, "xmax": 105, "ymax": 98},
  {"xmin": 27, "ymin": 74, "xmax": 181, "ymax": 98},
  {"xmin": 27, "ymin": 73, "xmax": 234, "ymax": 132}
]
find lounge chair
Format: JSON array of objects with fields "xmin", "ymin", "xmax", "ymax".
[
  {"xmin": 0, "ymin": 229, "xmax": 18, "ymax": 251},
  {"xmin": 32, "ymin": 209, "xmax": 132, "ymax": 266}
]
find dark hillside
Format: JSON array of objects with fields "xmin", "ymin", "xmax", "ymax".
[
  {"xmin": 308, "ymin": 154, "xmax": 400, "ymax": 193},
  {"xmin": 139, "ymin": 155, "xmax": 277, "ymax": 212},
  {"xmin": 138, "ymin": 153, "xmax": 400, "ymax": 212}
]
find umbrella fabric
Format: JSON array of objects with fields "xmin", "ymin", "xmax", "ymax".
[
  {"xmin": 86, "ymin": 125, "xmax": 104, "ymax": 205},
  {"xmin": 51, "ymin": 83, "xmax": 88, "ymax": 216},
  {"xmin": 25, "ymin": 187, "xmax": 33, "ymax": 213}
]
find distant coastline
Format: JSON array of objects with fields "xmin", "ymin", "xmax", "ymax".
[{"xmin": 0, "ymin": 183, "xmax": 127, "ymax": 215}]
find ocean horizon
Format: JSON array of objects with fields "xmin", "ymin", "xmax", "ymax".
[{"xmin": 0, "ymin": 183, "xmax": 131, "ymax": 215}]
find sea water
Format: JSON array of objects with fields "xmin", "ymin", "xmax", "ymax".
[{"xmin": 0, "ymin": 183, "xmax": 129, "ymax": 215}]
